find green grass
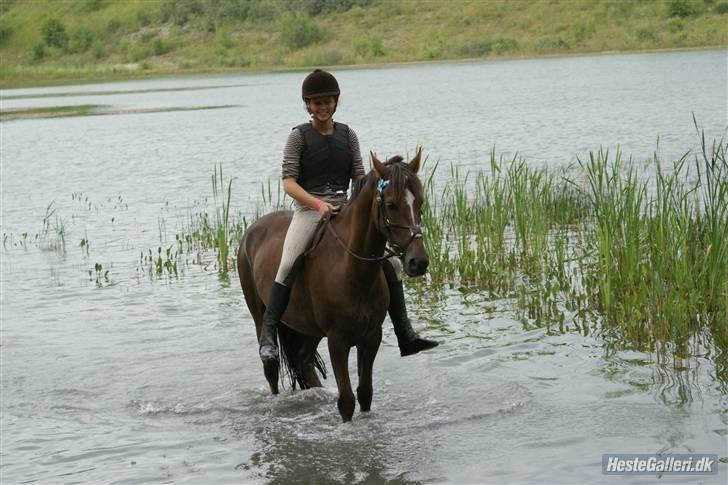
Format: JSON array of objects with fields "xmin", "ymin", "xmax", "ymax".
[
  {"xmin": 416, "ymin": 131, "xmax": 727, "ymax": 364},
  {"xmin": 1, "ymin": 0, "xmax": 726, "ymax": 87}
]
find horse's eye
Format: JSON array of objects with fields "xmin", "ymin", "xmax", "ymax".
[{"xmin": 386, "ymin": 203, "xmax": 398, "ymax": 212}]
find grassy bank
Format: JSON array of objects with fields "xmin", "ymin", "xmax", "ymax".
[{"xmin": 1, "ymin": 0, "xmax": 726, "ymax": 87}]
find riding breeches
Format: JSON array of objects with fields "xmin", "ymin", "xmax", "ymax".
[{"xmin": 274, "ymin": 208, "xmax": 403, "ymax": 285}]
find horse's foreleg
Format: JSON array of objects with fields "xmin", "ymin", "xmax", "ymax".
[
  {"xmin": 356, "ymin": 328, "xmax": 382, "ymax": 412},
  {"xmin": 327, "ymin": 336, "xmax": 355, "ymax": 422}
]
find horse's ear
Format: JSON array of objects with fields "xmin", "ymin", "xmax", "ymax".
[
  {"xmin": 371, "ymin": 151, "xmax": 390, "ymax": 179},
  {"xmin": 409, "ymin": 146, "xmax": 422, "ymax": 174}
]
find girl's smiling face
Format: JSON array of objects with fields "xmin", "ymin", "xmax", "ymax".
[{"xmin": 306, "ymin": 95, "xmax": 337, "ymax": 124}]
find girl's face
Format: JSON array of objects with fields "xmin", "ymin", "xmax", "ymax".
[{"xmin": 306, "ymin": 96, "xmax": 337, "ymax": 123}]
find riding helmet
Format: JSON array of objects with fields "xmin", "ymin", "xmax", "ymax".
[{"xmin": 301, "ymin": 69, "xmax": 340, "ymax": 101}]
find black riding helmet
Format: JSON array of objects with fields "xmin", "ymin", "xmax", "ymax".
[{"xmin": 301, "ymin": 69, "xmax": 340, "ymax": 101}]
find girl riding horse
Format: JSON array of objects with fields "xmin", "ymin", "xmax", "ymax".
[{"xmin": 257, "ymin": 69, "xmax": 438, "ymax": 365}]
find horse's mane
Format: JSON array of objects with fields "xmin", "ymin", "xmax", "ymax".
[{"xmin": 348, "ymin": 155, "xmax": 417, "ymax": 205}]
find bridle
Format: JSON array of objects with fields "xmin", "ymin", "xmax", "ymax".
[
  {"xmin": 374, "ymin": 179, "xmax": 423, "ymax": 258},
  {"xmin": 321, "ymin": 177, "xmax": 423, "ymax": 263}
]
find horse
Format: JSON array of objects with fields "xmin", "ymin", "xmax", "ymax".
[{"xmin": 237, "ymin": 148, "xmax": 429, "ymax": 422}]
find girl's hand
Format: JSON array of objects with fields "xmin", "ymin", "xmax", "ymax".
[{"xmin": 314, "ymin": 199, "xmax": 338, "ymax": 216}]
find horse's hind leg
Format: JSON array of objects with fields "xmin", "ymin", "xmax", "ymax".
[
  {"xmin": 238, "ymin": 257, "xmax": 279, "ymax": 394},
  {"xmin": 356, "ymin": 327, "xmax": 382, "ymax": 413},
  {"xmin": 328, "ymin": 335, "xmax": 355, "ymax": 422},
  {"xmin": 299, "ymin": 336, "xmax": 324, "ymax": 388}
]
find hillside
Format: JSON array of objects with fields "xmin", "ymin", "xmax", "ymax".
[{"xmin": 0, "ymin": 0, "xmax": 726, "ymax": 87}]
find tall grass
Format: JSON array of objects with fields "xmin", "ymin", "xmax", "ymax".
[{"xmin": 415, "ymin": 135, "xmax": 726, "ymax": 371}]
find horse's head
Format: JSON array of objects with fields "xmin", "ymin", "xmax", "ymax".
[{"xmin": 371, "ymin": 147, "xmax": 429, "ymax": 277}]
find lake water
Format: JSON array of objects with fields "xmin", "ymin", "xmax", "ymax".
[{"xmin": 1, "ymin": 50, "xmax": 727, "ymax": 484}]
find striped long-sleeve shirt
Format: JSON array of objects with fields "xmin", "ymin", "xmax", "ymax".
[{"xmin": 281, "ymin": 123, "xmax": 365, "ymax": 208}]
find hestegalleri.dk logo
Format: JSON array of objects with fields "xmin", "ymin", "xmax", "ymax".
[{"xmin": 602, "ymin": 454, "xmax": 719, "ymax": 475}]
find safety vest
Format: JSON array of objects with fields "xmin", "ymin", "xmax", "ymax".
[{"xmin": 295, "ymin": 122, "xmax": 353, "ymax": 192}]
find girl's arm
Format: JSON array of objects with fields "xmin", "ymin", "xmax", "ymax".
[{"xmin": 283, "ymin": 177, "xmax": 338, "ymax": 215}]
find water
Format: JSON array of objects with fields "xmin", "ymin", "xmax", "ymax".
[{"xmin": 1, "ymin": 50, "xmax": 727, "ymax": 484}]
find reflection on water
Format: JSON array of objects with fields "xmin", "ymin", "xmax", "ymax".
[{"xmin": 1, "ymin": 50, "xmax": 726, "ymax": 483}]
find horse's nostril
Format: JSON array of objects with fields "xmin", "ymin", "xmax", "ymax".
[{"xmin": 407, "ymin": 258, "xmax": 428, "ymax": 276}]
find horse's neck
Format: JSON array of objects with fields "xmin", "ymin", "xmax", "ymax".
[{"xmin": 335, "ymin": 182, "xmax": 386, "ymax": 270}]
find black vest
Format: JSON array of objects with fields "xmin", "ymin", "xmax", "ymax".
[{"xmin": 295, "ymin": 122, "xmax": 353, "ymax": 192}]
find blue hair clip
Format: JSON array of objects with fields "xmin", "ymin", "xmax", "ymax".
[{"xmin": 376, "ymin": 179, "xmax": 390, "ymax": 193}]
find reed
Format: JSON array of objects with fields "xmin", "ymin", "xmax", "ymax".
[{"xmin": 414, "ymin": 135, "xmax": 725, "ymax": 365}]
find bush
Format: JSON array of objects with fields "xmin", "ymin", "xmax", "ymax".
[
  {"xmin": 667, "ymin": 17, "xmax": 684, "ymax": 32},
  {"xmin": 160, "ymin": 0, "xmax": 204, "ymax": 26},
  {"xmin": 636, "ymin": 27, "xmax": 657, "ymax": 41},
  {"xmin": 304, "ymin": 47, "xmax": 343, "ymax": 66},
  {"xmin": 666, "ymin": 0, "xmax": 699, "ymax": 17},
  {"xmin": 0, "ymin": 22, "xmax": 13, "ymax": 46},
  {"xmin": 458, "ymin": 38, "xmax": 493, "ymax": 57},
  {"xmin": 91, "ymin": 41, "xmax": 105, "ymax": 59},
  {"xmin": 137, "ymin": 10, "xmax": 151, "ymax": 27},
  {"xmin": 107, "ymin": 19, "xmax": 121, "ymax": 33},
  {"xmin": 423, "ymin": 31, "xmax": 447, "ymax": 59},
  {"xmin": 69, "ymin": 27, "xmax": 94, "ymax": 53},
  {"xmin": 81, "ymin": 0, "xmax": 104, "ymax": 13},
  {"xmin": 41, "ymin": 18, "xmax": 68, "ymax": 49},
  {"xmin": 278, "ymin": 13, "xmax": 322, "ymax": 49},
  {"xmin": 353, "ymin": 33, "xmax": 384, "ymax": 57},
  {"xmin": 152, "ymin": 38, "xmax": 168, "ymax": 56},
  {"xmin": 716, "ymin": 1, "xmax": 728, "ymax": 13},
  {"xmin": 493, "ymin": 37, "xmax": 518, "ymax": 54},
  {"xmin": 32, "ymin": 41, "xmax": 46, "ymax": 61},
  {"xmin": 288, "ymin": 0, "xmax": 372, "ymax": 16}
]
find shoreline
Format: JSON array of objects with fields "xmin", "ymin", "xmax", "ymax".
[{"xmin": 1, "ymin": 45, "xmax": 725, "ymax": 91}]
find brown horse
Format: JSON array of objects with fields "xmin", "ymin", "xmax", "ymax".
[{"xmin": 237, "ymin": 148, "xmax": 429, "ymax": 422}]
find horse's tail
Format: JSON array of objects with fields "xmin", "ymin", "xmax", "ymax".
[{"xmin": 278, "ymin": 323, "xmax": 327, "ymax": 390}]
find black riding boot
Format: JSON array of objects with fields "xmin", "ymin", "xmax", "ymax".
[
  {"xmin": 383, "ymin": 264, "xmax": 439, "ymax": 357},
  {"xmin": 259, "ymin": 282, "xmax": 291, "ymax": 363}
]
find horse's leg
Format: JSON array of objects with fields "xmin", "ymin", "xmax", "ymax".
[
  {"xmin": 300, "ymin": 336, "xmax": 324, "ymax": 388},
  {"xmin": 238, "ymin": 253, "xmax": 279, "ymax": 394},
  {"xmin": 356, "ymin": 327, "xmax": 382, "ymax": 413},
  {"xmin": 327, "ymin": 335, "xmax": 355, "ymax": 422}
]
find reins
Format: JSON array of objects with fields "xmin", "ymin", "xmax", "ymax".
[
  {"xmin": 304, "ymin": 168, "xmax": 423, "ymax": 263},
  {"xmin": 324, "ymin": 216, "xmax": 399, "ymax": 263}
]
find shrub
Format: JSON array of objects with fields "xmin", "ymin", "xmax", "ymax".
[
  {"xmin": 353, "ymin": 33, "xmax": 384, "ymax": 57},
  {"xmin": 716, "ymin": 1, "xmax": 728, "ymax": 13},
  {"xmin": 666, "ymin": 0, "xmax": 699, "ymax": 17},
  {"xmin": 636, "ymin": 27, "xmax": 657, "ymax": 41},
  {"xmin": 278, "ymin": 13, "xmax": 322, "ymax": 49},
  {"xmin": 137, "ymin": 10, "xmax": 151, "ymax": 27},
  {"xmin": 160, "ymin": 0, "xmax": 204, "ymax": 26},
  {"xmin": 32, "ymin": 42, "xmax": 46, "ymax": 61},
  {"xmin": 493, "ymin": 37, "xmax": 518, "ymax": 54},
  {"xmin": 288, "ymin": 0, "xmax": 372, "ymax": 16},
  {"xmin": 423, "ymin": 31, "xmax": 447, "ymax": 59},
  {"xmin": 81, "ymin": 0, "xmax": 104, "ymax": 13},
  {"xmin": 152, "ymin": 38, "xmax": 168, "ymax": 56},
  {"xmin": 458, "ymin": 38, "xmax": 493, "ymax": 57},
  {"xmin": 69, "ymin": 27, "xmax": 94, "ymax": 53},
  {"xmin": 91, "ymin": 41, "xmax": 105, "ymax": 59},
  {"xmin": 0, "ymin": 22, "xmax": 13, "ymax": 46},
  {"xmin": 667, "ymin": 17, "xmax": 684, "ymax": 32},
  {"xmin": 305, "ymin": 47, "xmax": 343, "ymax": 66},
  {"xmin": 107, "ymin": 19, "xmax": 121, "ymax": 33},
  {"xmin": 41, "ymin": 18, "xmax": 68, "ymax": 49}
]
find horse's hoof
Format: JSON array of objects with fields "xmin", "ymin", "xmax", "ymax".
[
  {"xmin": 259, "ymin": 344, "xmax": 279, "ymax": 363},
  {"xmin": 400, "ymin": 338, "xmax": 439, "ymax": 357}
]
